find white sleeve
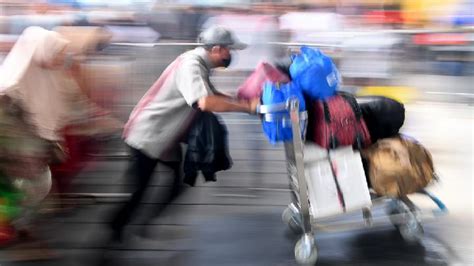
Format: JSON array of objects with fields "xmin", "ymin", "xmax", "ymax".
[{"xmin": 175, "ymin": 59, "xmax": 212, "ymax": 106}]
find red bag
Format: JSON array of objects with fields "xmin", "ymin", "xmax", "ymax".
[
  {"xmin": 0, "ymin": 224, "xmax": 15, "ymax": 247},
  {"xmin": 307, "ymin": 93, "xmax": 371, "ymax": 149},
  {"xmin": 50, "ymin": 126, "xmax": 101, "ymax": 194},
  {"xmin": 237, "ymin": 62, "xmax": 290, "ymax": 100}
]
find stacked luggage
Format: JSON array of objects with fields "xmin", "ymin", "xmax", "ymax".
[
  {"xmin": 238, "ymin": 45, "xmax": 437, "ymax": 209},
  {"xmin": 238, "ymin": 46, "xmax": 442, "ymax": 265}
]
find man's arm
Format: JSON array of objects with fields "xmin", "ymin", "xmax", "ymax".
[
  {"xmin": 198, "ymin": 95, "xmax": 259, "ymax": 114},
  {"xmin": 213, "ymin": 91, "xmax": 234, "ymax": 100},
  {"xmin": 175, "ymin": 59, "xmax": 259, "ymax": 114}
]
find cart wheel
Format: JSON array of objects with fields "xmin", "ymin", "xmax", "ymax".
[
  {"xmin": 387, "ymin": 199, "xmax": 403, "ymax": 226},
  {"xmin": 295, "ymin": 234, "xmax": 318, "ymax": 265},
  {"xmin": 398, "ymin": 213, "xmax": 424, "ymax": 243},
  {"xmin": 387, "ymin": 199, "xmax": 424, "ymax": 243},
  {"xmin": 282, "ymin": 205, "xmax": 303, "ymax": 234}
]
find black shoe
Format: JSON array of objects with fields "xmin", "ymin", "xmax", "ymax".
[{"xmin": 105, "ymin": 223, "xmax": 124, "ymax": 249}]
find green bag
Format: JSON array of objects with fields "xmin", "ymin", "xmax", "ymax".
[{"xmin": 0, "ymin": 177, "xmax": 23, "ymax": 221}]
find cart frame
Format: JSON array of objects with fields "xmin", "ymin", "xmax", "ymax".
[{"xmin": 259, "ymin": 98, "xmax": 448, "ymax": 265}]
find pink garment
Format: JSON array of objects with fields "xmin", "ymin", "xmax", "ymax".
[
  {"xmin": 0, "ymin": 27, "xmax": 70, "ymax": 141},
  {"xmin": 237, "ymin": 62, "xmax": 290, "ymax": 100}
]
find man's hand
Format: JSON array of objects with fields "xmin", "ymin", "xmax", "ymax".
[{"xmin": 247, "ymin": 98, "xmax": 260, "ymax": 115}]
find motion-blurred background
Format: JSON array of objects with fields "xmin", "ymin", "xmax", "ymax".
[{"xmin": 0, "ymin": 0, "xmax": 472, "ymax": 265}]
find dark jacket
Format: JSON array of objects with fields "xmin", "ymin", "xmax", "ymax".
[{"xmin": 183, "ymin": 112, "xmax": 232, "ymax": 186}]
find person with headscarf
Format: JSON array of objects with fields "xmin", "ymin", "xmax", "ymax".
[
  {"xmin": 0, "ymin": 26, "xmax": 121, "ymax": 226},
  {"xmin": 0, "ymin": 26, "xmax": 72, "ymax": 141},
  {"xmin": 0, "ymin": 26, "xmax": 73, "ymax": 250}
]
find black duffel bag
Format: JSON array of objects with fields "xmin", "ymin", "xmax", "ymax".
[{"xmin": 358, "ymin": 96, "xmax": 405, "ymax": 143}]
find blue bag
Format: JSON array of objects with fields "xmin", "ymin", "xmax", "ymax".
[
  {"xmin": 289, "ymin": 46, "xmax": 340, "ymax": 100},
  {"xmin": 261, "ymin": 81, "xmax": 306, "ymax": 144}
]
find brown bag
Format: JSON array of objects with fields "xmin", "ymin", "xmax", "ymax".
[{"xmin": 362, "ymin": 136, "xmax": 435, "ymax": 197}]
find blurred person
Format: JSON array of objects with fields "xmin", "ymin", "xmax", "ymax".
[
  {"xmin": 0, "ymin": 25, "xmax": 119, "ymax": 254},
  {"xmin": 0, "ymin": 96, "xmax": 50, "ymax": 238},
  {"xmin": 109, "ymin": 26, "xmax": 259, "ymax": 244},
  {"xmin": 0, "ymin": 26, "xmax": 70, "ymax": 259},
  {"xmin": 49, "ymin": 26, "xmax": 122, "ymax": 210}
]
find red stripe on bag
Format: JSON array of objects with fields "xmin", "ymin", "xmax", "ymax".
[{"xmin": 331, "ymin": 161, "xmax": 346, "ymax": 211}]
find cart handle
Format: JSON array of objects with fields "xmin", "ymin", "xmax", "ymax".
[
  {"xmin": 262, "ymin": 111, "xmax": 308, "ymax": 123},
  {"xmin": 258, "ymin": 97, "xmax": 304, "ymax": 114},
  {"xmin": 259, "ymin": 98, "xmax": 307, "ymax": 123},
  {"xmin": 258, "ymin": 102, "xmax": 287, "ymax": 114}
]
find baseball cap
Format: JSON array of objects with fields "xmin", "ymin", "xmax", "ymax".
[{"xmin": 198, "ymin": 26, "xmax": 247, "ymax": 50}]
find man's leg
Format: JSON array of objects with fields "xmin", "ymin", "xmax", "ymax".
[
  {"xmin": 138, "ymin": 160, "xmax": 184, "ymax": 232},
  {"xmin": 110, "ymin": 147, "xmax": 158, "ymax": 241},
  {"xmin": 162, "ymin": 161, "xmax": 183, "ymax": 203}
]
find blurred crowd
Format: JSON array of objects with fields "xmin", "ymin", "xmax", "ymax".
[{"xmin": 1, "ymin": 0, "xmax": 472, "ymax": 78}]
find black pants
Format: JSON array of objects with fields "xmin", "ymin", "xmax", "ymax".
[{"xmin": 110, "ymin": 146, "xmax": 182, "ymax": 238}]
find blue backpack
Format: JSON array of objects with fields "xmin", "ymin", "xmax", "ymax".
[
  {"xmin": 261, "ymin": 81, "xmax": 306, "ymax": 144},
  {"xmin": 289, "ymin": 46, "xmax": 340, "ymax": 100}
]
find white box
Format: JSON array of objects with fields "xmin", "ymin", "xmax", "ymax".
[{"xmin": 304, "ymin": 145, "xmax": 372, "ymax": 219}]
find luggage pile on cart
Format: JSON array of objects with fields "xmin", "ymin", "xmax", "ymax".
[{"xmin": 238, "ymin": 46, "xmax": 447, "ymax": 265}]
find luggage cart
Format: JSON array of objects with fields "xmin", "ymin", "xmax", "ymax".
[{"xmin": 258, "ymin": 98, "xmax": 448, "ymax": 265}]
